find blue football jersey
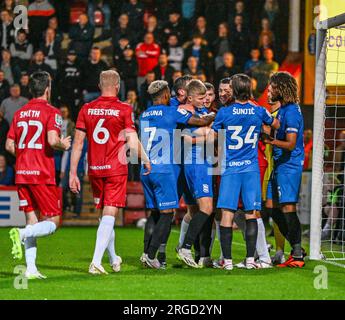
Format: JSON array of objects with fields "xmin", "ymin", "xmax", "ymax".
[
  {"xmin": 140, "ymin": 104, "xmax": 192, "ymax": 173},
  {"xmin": 183, "ymin": 106, "xmax": 209, "ymax": 165},
  {"xmin": 273, "ymin": 103, "xmax": 304, "ymax": 172},
  {"xmin": 212, "ymin": 102, "xmax": 273, "ymax": 174}
]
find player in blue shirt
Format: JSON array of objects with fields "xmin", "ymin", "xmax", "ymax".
[
  {"xmin": 139, "ymin": 80, "xmax": 215, "ymax": 269},
  {"xmin": 264, "ymin": 71, "xmax": 305, "ymax": 267},
  {"xmin": 209, "ymin": 74, "xmax": 279, "ymax": 270}
]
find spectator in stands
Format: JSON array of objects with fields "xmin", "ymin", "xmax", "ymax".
[
  {"xmin": 0, "ymin": 153, "xmax": 14, "ymax": 186},
  {"xmin": 47, "ymin": 16, "xmax": 63, "ymax": 44},
  {"xmin": 230, "ymin": 14, "xmax": 250, "ymax": 68},
  {"xmin": 304, "ymin": 129, "xmax": 313, "ymax": 171},
  {"xmin": 164, "ymin": 33, "xmax": 184, "ymax": 72},
  {"xmin": 228, "ymin": 1, "xmax": 249, "ymax": 29},
  {"xmin": 139, "ymin": 70, "xmax": 155, "ymax": 109},
  {"xmin": 88, "ymin": 0, "xmax": 112, "ymax": 31},
  {"xmin": 259, "ymin": 18, "xmax": 275, "ymax": 49},
  {"xmin": 259, "ymin": 33, "xmax": 274, "ymax": 58},
  {"xmin": 126, "ymin": 89, "xmax": 140, "ymax": 124},
  {"xmin": 117, "ymin": 45, "xmax": 138, "ymax": 96},
  {"xmin": 0, "ymin": 84, "xmax": 28, "ymax": 124},
  {"xmin": 113, "ymin": 35, "xmax": 131, "ymax": 66},
  {"xmin": 10, "ymin": 30, "xmax": 33, "ymax": 72},
  {"xmin": 153, "ymin": 53, "xmax": 175, "ymax": 88},
  {"xmin": 163, "ymin": 10, "xmax": 187, "ymax": 44},
  {"xmin": 212, "ymin": 22, "xmax": 232, "ymax": 70},
  {"xmin": 0, "ymin": 70, "xmax": 9, "ymax": 101},
  {"xmin": 244, "ymin": 48, "xmax": 262, "ymax": 74},
  {"xmin": 28, "ymin": 0, "xmax": 56, "ymax": 49},
  {"xmin": 57, "ymin": 49, "xmax": 82, "ymax": 122},
  {"xmin": 135, "ymin": 32, "xmax": 160, "ymax": 90},
  {"xmin": 193, "ymin": 16, "xmax": 213, "ymax": 46},
  {"xmin": 183, "ymin": 56, "xmax": 204, "ymax": 79},
  {"xmin": 27, "ymin": 49, "xmax": 54, "ymax": 78},
  {"xmin": 215, "ymin": 52, "xmax": 240, "ymax": 87},
  {"xmin": 141, "ymin": 15, "xmax": 162, "ymax": 45},
  {"xmin": 0, "ymin": 9, "xmax": 14, "ymax": 50},
  {"xmin": 154, "ymin": 0, "xmax": 180, "ymax": 24},
  {"xmin": 112, "ymin": 14, "xmax": 137, "ymax": 49},
  {"xmin": 262, "ymin": 0, "xmax": 280, "ymax": 32},
  {"xmin": 121, "ymin": 0, "xmax": 144, "ymax": 32},
  {"xmin": 1, "ymin": 0, "xmax": 15, "ymax": 13},
  {"xmin": 69, "ymin": 13, "xmax": 95, "ymax": 60},
  {"xmin": 196, "ymin": 0, "xmax": 229, "ymax": 33},
  {"xmin": 252, "ymin": 48, "xmax": 279, "ymax": 93},
  {"xmin": 40, "ymin": 27, "xmax": 61, "ymax": 74},
  {"xmin": 81, "ymin": 46, "xmax": 108, "ymax": 103},
  {"xmin": 19, "ymin": 73, "xmax": 32, "ymax": 100},
  {"xmin": 182, "ymin": 0, "xmax": 197, "ymax": 21},
  {"xmin": 183, "ymin": 34, "xmax": 210, "ymax": 75},
  {"xmin": 1, "ymin": 49, "xmax": 21, "ymax": 85},
  {"xmin": 0, "ymin": 110, "xmax": 9, "ymax": 155}
]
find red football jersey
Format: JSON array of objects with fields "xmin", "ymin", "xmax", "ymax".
[
  {"xmin": 76, "ymin": 96, "xmax": 136, "ymax": 177},
  {"xmin": 7, "ymin": 98, "xmax": 62, "ymax": 185}
]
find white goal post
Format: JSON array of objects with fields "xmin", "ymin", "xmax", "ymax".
[{"xmin": 310, "ymin": 13, "xmax": 345, "ymax": 260}]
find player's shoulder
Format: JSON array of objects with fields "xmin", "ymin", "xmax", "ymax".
[{"xmin": 284, "ymin": 103, "xmax": 302, "ymax": 115}]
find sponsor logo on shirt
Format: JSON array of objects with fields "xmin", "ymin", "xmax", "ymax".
[
  {"xmin": 16, "ymin": 170, "xmax": 40, "ymax": 175},
  {"xmin": 228, "ymin": 160, "xmax": 252, "ymax": 167},
  {"xmin": 203, "ymin": 184, "xmax": 209, "ymax": 193},
  {"xmin": 159, "ymin": 201, "xmax": 177, "ymax": 207},
  {"xmin": 90, "ymin": 165, "xmax": 111, "ymax": 170}
]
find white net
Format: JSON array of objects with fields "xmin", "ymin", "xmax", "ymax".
[{"xmin": 320, "ymin": 24, "xmax": 345, "ymax": 260}]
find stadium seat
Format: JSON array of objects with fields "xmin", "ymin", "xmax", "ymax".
[
  {"xmin": 125, "ymin": 182, "xmax": 146, "ymax": 225},
  {"xmin": 123, "ymin": 210, "xmax": 146, "ymax": 225}
]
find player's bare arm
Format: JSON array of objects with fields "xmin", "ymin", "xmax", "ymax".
[
  {"xmin": 126, "ymin": 131, "xmax": 151, "ymax": 175},
  {"xmin": 183, "ymin": 126, "xmax": 212, "ymax": 145},
  {"xmin": 47, "ymin": 130, "xmax": 71, "ymax": 151},
  {"xmin": 267, "ymin": 132, "xmax": 297, "ymax": 151},
  {"xmin": 187, "ymin": 113, "xmax": 215, "ymax": 127},
  {"xmin": 5, "ymin": 138, "xmax": 15, "ymax": 156},
  {"xmin": 69, "ymin": 129, "xmax": 86, "ymax": 193}
]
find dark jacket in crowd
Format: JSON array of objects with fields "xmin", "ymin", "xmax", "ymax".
[
  {"xmin": 116, "ymin": 57, "xmax": 138, "ymax": 93},
  {"xmin": 183, "ymin": 44, "xmax": 211, "ymax": 73},
  {"xmin": 0, "ymin": 22, "xmax": 15, "ymax": 50},
  {"xmin": 69, "ymin": 23, "xmax": 95, "ymax": 59},
  {"xmin": 57, "ymin": 59, "xmax": 82, "ymax": 93},
  {"xmin": 0, "ymin": 116, "xmax": 9, "ymax": 154},
  {"xmin": 215, "ymin": 64, "xmax": 241, "ymax": 87},
  {"xmin": 81, "ymin": 59, "xmax": 108, "ymax": 93},
  {"xmin": 27, "ymin": 62, "xmax": 54, "ymax": 78},
  {"xmin": 0, "ymin": 79, "xmax": 10, "ymax": 102},
  {"xmin": 121, "ymin": 1, "xmax": 144, "ymax": 31}
]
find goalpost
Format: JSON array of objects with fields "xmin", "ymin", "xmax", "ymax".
[{"xmin": 310, "ymin": 13, "xmax": 345, "ymax": 260}]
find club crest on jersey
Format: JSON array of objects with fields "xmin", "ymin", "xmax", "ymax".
[{"xmin": 55, "ymin": 114, "xmax": 63, "ymax": 127}]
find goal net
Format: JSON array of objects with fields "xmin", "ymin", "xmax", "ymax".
[{"xmin": 310, "ymin": 13, "xmax": 345, "ymax": 260}]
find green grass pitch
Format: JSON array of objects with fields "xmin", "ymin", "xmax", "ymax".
[{"xmin": 0, "ymin": 226, "xmax": 344, "ymax": 300}]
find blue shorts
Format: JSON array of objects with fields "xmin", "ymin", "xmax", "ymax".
[
  {"xmin": 184, "ymin": 164, "xmax": 213, "ymax": 200},
  {"xmin": 141, "ymin": 172, "xmax": 179, "ymax": 211},
  {"xmin": 217, "ymin": 171, "xmax": 261, "ymax": 211},
  {"xmin": 266, "ymin": 178, "xmax": 273, "ymax": 201},
  {"xmin": 174, "ymin": 164, "xmax": 196, "ymax": 205},
  {"xmin": 271, "ymin": 170, "xmax": 302, "ymax": 204}
]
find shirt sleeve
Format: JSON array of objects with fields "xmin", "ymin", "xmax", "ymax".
[
  {"xmin": 285, "ymin": 106, "xmax": 301, "ymax": 134},
  {"xmin": 7, "ymin": 117, "xmax": 15, "ymax": 140},
  {"xmin": 76, "ymin": 106, "xmax": 87, "ymax": 131},
  {"xmin": 211, "ymin": 109, "xmax": 224, "ymax": 132},
  {"xmin": 47, "ymin": 109, "xmax": 62, "ymax": 134},
  {"xmin": 174, "ymin": 107, "xmax": 192, "ymax": 125},
  {"xmin": 123, "ymin": 106, "xmax": 136, "ymax": 132},
  {"xmin": 261, "ymin": 107, "xmax": 274, "ymax": 126}
]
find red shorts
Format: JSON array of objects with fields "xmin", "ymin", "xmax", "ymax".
[
  {"xmin": 90, "ymin": 175, "xmax": 127, "ymax": 209},
  {"xmin": 18, "ymin": 184, "xmax": 62, "ymax": 217}
]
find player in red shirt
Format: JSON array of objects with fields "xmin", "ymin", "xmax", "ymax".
[
  {"xmin": 6, "ymin": 71, "xmax": 71, "ymax": 279},
  {"xmin": 69, "ymin": 70, "xmax": 151, "ymax": 275}
]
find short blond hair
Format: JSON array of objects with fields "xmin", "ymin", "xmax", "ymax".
[
  {"xmin": 186, "ymin": 79, "xmax": 207, "ymax": 97},
  {"xmin": 99, "ymin": 70, "xmax": 120, "ymax": 89}
]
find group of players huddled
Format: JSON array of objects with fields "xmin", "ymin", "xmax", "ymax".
[{"xmin": 7, "ymin": 68, "xmax": 305, "ymax": 279}]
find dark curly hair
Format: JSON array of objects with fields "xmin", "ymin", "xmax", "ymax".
[{"xmin": 269, "ymin": 71, "xmax": 299, "ymax": 105}]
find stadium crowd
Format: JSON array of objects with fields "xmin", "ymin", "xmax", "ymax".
[{"xmin": 0, "ymin": 0, "xmax": 288, "ymax": 163}]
